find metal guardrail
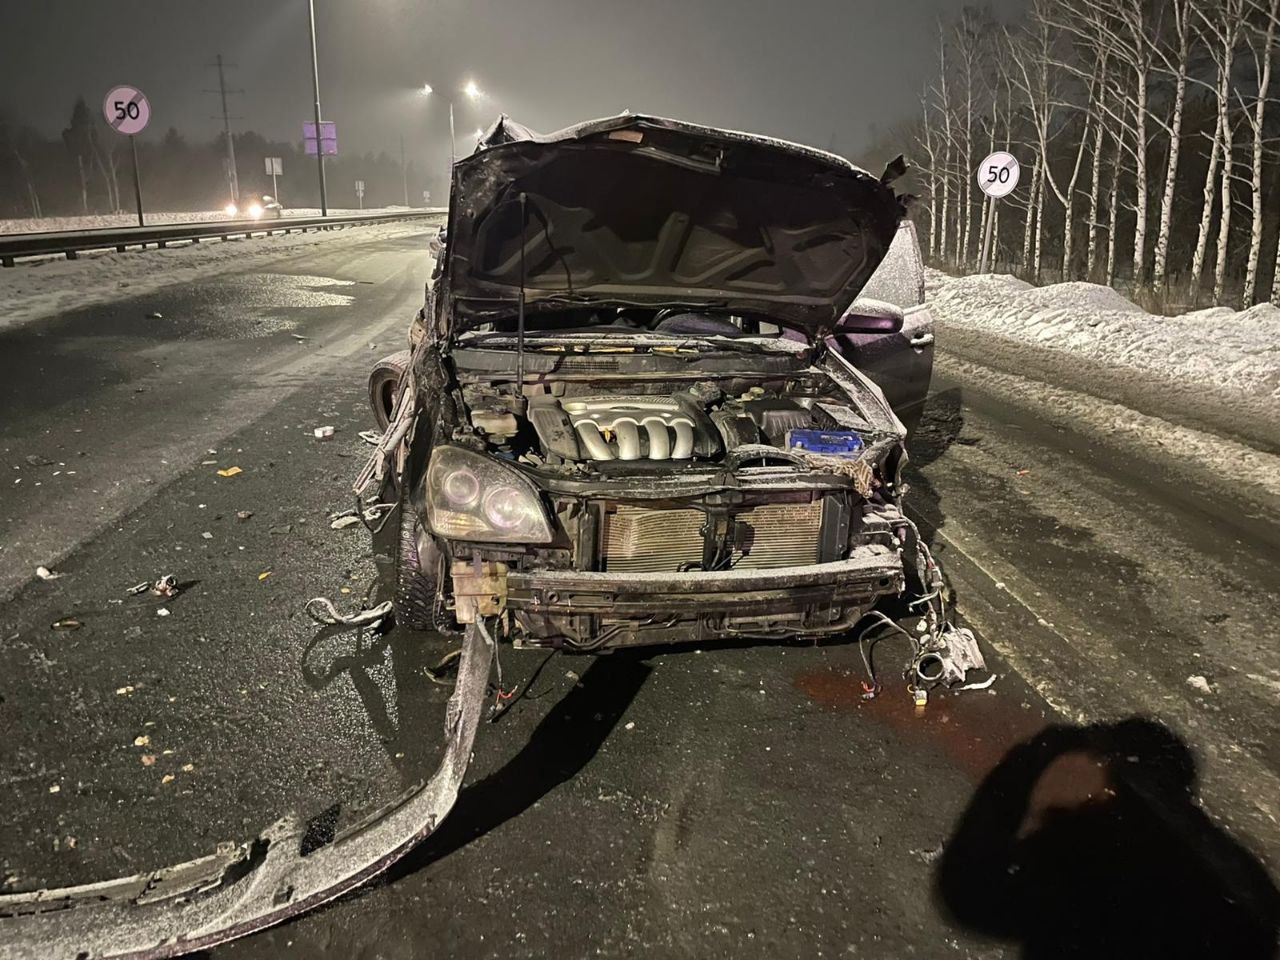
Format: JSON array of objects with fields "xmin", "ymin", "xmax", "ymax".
[{"xmin": 0, "ymin": 210, "xmax": 445, "ymax": 267}]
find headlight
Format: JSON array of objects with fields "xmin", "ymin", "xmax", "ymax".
[
  {"xmin": 247, "ymin": 202, "xmax": 264, "ymax": 219},
  {"xmin": 224, "ymin": 203, "xmax": 238, "ymax": 216},
  {"xmin": 424, "ymin": 446, "xmax": 552, "ymax": 543}
]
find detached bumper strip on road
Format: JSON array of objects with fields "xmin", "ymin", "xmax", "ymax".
[{"xmin": 0, "ymin": 622, "xmax": 492, "ymax": 960}]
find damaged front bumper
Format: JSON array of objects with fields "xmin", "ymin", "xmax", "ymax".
[
  {"xmin": 0, "ymin": 623, "xmax": 495, "ymax": 960},
  {"xmin": 507, "ymin": 547, "xmax": 904, "ymax": 648}
]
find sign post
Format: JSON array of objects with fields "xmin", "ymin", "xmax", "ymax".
[
  {"xmin": 355, "ymin": 179, "xmax": 365, "ymax": 210},
  {"xmin": 103, "ymin": 85, "xmax": 151, "ymax": 227},
  {"xmin": 975, "ymin": 151, "xmax": 1020, "ymax": 274},
  {"xmin": 265, "ymin": 156, "xmax": 283, "ymax": 201}
]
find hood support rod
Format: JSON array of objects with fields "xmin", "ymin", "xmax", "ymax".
[{"xmin": 516, "ymin": 191, "xmax": 528, "ymax": 407}]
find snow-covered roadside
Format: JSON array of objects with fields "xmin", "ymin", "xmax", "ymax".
[
  {"xmin": 925, "ymin": 269, "xmax": 1280, "ymax": 449},
  {"xmin": 0, "ymin": 219, "xmax": 436, "ymax": 331},
  {"xmin": 937, "ymin": 353, "xmax": 1280, "ymax": 511},
  {"xmin": 0, "ymin": 207, "xmax": 419, "ymax": 235}
]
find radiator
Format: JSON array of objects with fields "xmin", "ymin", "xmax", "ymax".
[{"xmin": 601, "ymin": 501, "xmax": 823, "ymax": 573}]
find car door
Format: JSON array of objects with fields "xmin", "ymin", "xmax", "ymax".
[{"xmin": 829, "ymin": 220, "xmax": 935, "ymax": 434}]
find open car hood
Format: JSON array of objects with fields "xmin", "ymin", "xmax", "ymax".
[{"xmin": 444, "ymin": 114, "xmax": 909, "ymax": 340}]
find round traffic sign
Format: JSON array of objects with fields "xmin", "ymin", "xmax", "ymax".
[
  {"xmin": 103, "ymin": 85, "xmax": 150, "ymax": 136},
  {"xmin": 977, "ymin": 151, "xmax": 1020, "ymax": 199}
]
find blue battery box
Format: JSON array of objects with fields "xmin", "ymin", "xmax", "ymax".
[{"xmin": 785, "ymin": 429, "xmax": 865, "ymax": 457}]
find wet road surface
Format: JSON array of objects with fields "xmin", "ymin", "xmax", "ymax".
[{"xmin": 1, "ymin": 226, "xmax": 1277, "ymax": 958}]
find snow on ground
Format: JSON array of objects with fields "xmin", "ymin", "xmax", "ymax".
[
  {"xmin": 0, "ymin": 207, "xmax": 419, "ymax": 235},
  {"xmin": 925, "ymin": 268, "xmax": 1280, "ymax": 447},
  {"xmin": 0, "ymin": 219, "xmax": 435, "ymax": 331}
]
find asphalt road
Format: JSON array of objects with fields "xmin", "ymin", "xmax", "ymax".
[{"xmin": 1, "ymin": 226, "xmax": 1277, "ymax": 959}]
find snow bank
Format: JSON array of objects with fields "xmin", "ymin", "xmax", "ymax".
[
  {"xmin": 0, "ymin": 220, "xmax": 433, "ymax": 331},
  {"xmin": 0, "ymin": 208, "xmax": 416, "ymax": 235},
  {"xmin": 925, "ymin": 269, "xmax": 1280, "ymax": 439}
]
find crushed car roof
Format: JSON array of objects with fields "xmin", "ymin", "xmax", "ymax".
[{"xmin": 445, "ymin": 113, "xmax": 909, "ymax": 339}]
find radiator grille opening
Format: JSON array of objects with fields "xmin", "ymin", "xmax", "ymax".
[{"xmin": 601, "ymin": 501, "xmax": 823, "ymax": 573}]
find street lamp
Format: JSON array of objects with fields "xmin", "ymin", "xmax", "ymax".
[{"xmin": 421, "ymin": 79, "xmax": 489, "ymax": 166}]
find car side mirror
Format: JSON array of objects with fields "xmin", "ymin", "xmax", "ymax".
[
  {"xmin": 838, "ymin": 297, "xmax": 904, "ymax": 334},
  {"xmin": 428, "ymin": 235, "xmax": 444, "ymax": 257}
]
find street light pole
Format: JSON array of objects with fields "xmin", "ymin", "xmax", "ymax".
[{"xmin": 306, "ymin": 0, "xmax": 328, "ymax": 216}]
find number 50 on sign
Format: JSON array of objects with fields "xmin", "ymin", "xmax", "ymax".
[{"xmin": 977, "ymin": 151, "xmax": 1020, "ymax": 199}]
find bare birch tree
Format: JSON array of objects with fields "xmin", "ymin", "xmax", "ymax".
[{"xmin": 1243, "ymin": 0, "xmax": 1278, "ymax": 305}]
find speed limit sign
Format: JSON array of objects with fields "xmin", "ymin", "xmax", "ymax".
[
  {"xmin": 103, "ymin": 85, "xmax": 151, "ymax": 136},
  {"xmin": 977, "ymin": 151, "xmax": 1020, "ymax": 199}
]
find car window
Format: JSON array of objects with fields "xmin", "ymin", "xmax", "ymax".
[{"xmin": 858, "ymin": 221, "xmax": 924, "ymax": 307}]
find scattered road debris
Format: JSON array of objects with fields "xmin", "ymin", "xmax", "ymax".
[
  {"xmin": 115, "ymin": 686, "xmax": 135, "ymax": 696},
  {"xmin": 1187, "ymin": 674, "xmax": 1214, "ymax": 694},
  {"xmin": 216, "ymin": 466, "xmax": 242, "ymax": 477},
  {"xmin": 201, "ymin": 531, "xmax": 213, "ymax": 540},
  {"xmin": 358, "ymin": 429, "xmax": 383, "ymax": 446},
  {"xmin": 329, "ymin": 514, "xmax": 362, "ymax": 530},
  {"xmin": 35, "ymin": 565, "xmax": 63, "ymax": 580},
  {"xmin": 141, "ymin": 755, "xmax": 156, "ymax": 767},
  {"xmin": 156, "ymin": 607, "xmax": 171, "ymax": 617},
  {"xmin": 151, "ymin": 575, "xmax": 179, "ymax": 598},
  {"xmin": 133, "ymin": 735, "xmax": 150, "ymax": 747},
  {"xmin": 24, "ymin": 454, "xmax": 54, "ymax": 467},
  {"xmin": 48, "ymin": 784, "xmax": 60, "ymax": 794},
  {"xmin": 290, "ymin": 333, "xmax": 309, "ymax": 341},
  {"xmin": 161, "ymin": 774, "xmax": 175, "ymax": 785},
  {"xmin": 304, "ymin": 596, "xmax": 393, "ymax": 628},
  {"xmin": 127, "ymin": 581, "xmax": 150, "ymax": 595},
  {"xmin": 313, "ymin": 425, "xmax": 335, "ymax": 440},
  {"xmin": 257, "ymin": 571, "xmax": 272, "ymax": 581},
  {"xmin": 235, "ymin": 510, "xmax": 254, "ymax": 522},
  {"xmin": 955, "ymin": 674, "xmax": 998, "ymax": 692},
  {"xmin": 50, "ymin": 618, "xmax": 82, "ymax": 630},
  {"xmin": 147, "ymin": 312, "xmax": 164, "ymax": 319}
]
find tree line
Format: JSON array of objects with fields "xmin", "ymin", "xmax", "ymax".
[
  {"xmin": 0, "ymin": 96, "xmax": 441, "ymax": 220},
  {"xmin": 915, "ymin": 0, "xmax": 1280, "ymax": 310}
]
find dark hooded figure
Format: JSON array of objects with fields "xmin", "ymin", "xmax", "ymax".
[{"xmin": 935, "ymin": 718, "xmax": 1280, "ymax": 959}]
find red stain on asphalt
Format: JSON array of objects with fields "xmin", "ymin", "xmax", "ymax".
[{"xmin": 793, "ymin": 667, "xmax": 1048, "ymax": 782}]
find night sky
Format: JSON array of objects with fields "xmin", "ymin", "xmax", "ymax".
[{"xmin": 0, "ymin": 0, "xmax": 1028, "ymax": 172}]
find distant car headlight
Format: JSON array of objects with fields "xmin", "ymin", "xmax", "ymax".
[
  {"xmin": 224, "ymin": 203, "xmax": 238, "ymax": 216},
  {"xmin": 247, "ymin": 202, "xmax": 264, "ymax": 219},
  {"xmin": 424, "ymin": 446, "xmax": 552, "ymax": 543}
]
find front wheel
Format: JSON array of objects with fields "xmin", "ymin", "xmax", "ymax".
[
  {"xmin": 368, "ymin": 350, "xmax": 411, "ymax": 431},
  {"xmin": 395, "ymin": 497, "xmax": 440, "ymax": 632}
]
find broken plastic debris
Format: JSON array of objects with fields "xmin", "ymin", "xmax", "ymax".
[
  {"xmin": 358, "ymin": 429, "xmax": 383, "ymax": 446},
  {"xmin": 127, "ymin": 581, "xmax": 150, "ymax": 595},
  {"xmin": 313, "ymin": 426, "xmax": 336, "ymax": 440},
  {"xmin": 147, "ymin": 311, "xmax": 164, "ymax": 319},
  {"xmin": 151, "ymin": 575, "xmax": 179, "ymax": 598},
  {"xmin": 156, "ymin": 607, "xmax": 171, "ymax": 617},
  {"xmin": 48, "ymin": 784, "xmax": 61, "ymax": 794},
  {"xmin": 236, "ymin": 510, "xmax": 254, "ymax": 522},
  {"xmin": 182, "ymin": 763, "xmax": 194, "ymax": 772},
  {"xmin": 134, "ymin": 735, "xmax": 151, "ymax": 747},
  {"xmin": 955, "ymin": 675, "xmax": 998, "ymax": 692},
  {"xmin": 258, "ymin": 571, "xmax": 272, "ymax": 581},
  {"xmin": 304, "ymin": 597, "xmax": 393, "ymax": 628},
  {"xmin": 1187, "ymin": 675, "xmax": 1213, "ymax": 694},
  {"xmin": 216, "ymin": 466, "xmax": 242, "ymax": 477},
  {"xmin": 161, "ymin": 774, "xmax": 175, "ymax": 785},
  {"xmin": 201, "ymin": 531, "xmax": 213, "ymax": 540},
  {"xmin": 141, "ymin": 755, "xmax": 156, "ymax": 767},
  {"xmin": 35, "ymin": 565, "xmax": 62, "ymax": 581},
  {"xmin": 290, "ymin": 333, "xmax": 309, "ymax": 341},
  {"xmin": 329, "ymin": 515, "xmax": 361, "ymax": 530},
  {"xmin": 50, "ymin": 618, "xmax": 83, "ymax": 630},
  {"xmin": 116, "ymin": 685, "xmax": 135, "ymax": 696}
]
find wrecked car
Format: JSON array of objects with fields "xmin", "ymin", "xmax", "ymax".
[
  {"xmin": 0, "ymin": 114, "xmax": 955, "ymax": 960},
  {"xmin": 361, "ymin": 113, "xmax": 938, "ymax": 651}
]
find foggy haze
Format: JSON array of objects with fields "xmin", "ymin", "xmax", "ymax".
[{"xmin": 0, "ymin": 0, "xmax": 1027, "ymax": 176}]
